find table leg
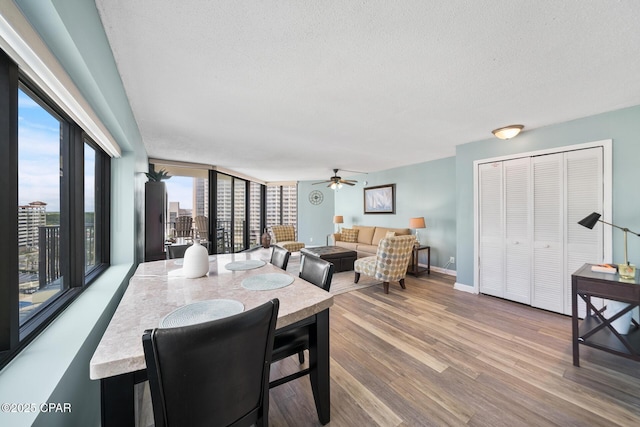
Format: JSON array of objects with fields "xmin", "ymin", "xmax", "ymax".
[
  {"xmin": 101, "ymin": 373, "xmax": 136, "ymax": 427},
  {"xmin": 100, "ymin": 369, "xmax": 147, "ymax": 427},
  {"xmin": 309, "ymin": 309, "xmax": 330, "ymax": 425},
  {"xmin": 572, "ymin": 277, "xmax": 580, "ymax": 367}
]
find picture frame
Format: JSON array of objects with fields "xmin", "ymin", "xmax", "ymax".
[{"xmin": 364, "ymin": 184, "xmax": 396, "ymax": 214}]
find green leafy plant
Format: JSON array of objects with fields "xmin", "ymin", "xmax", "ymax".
[{"xmin": 145, "ymin": 168, "xmax": 171, "ymax": 182}]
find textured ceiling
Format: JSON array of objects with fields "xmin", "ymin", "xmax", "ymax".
[{"xmin": 95, "ymin": 1, "xmax": 640, "ymax": 182}]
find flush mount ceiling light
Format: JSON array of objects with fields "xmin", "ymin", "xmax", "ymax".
[{"xmin": 492, "ymin": 124, "xmax": 524, "ymax": 140}]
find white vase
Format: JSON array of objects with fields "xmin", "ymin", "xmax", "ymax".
[
  {"xmin": 183, "ymin": 239, "xmax": 209, "ymax": 278},
  {"xmin": 607, "ymin": 300, "xmax": 633, "ymax": 335}
]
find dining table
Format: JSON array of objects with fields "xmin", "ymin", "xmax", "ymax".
[{"xmin": 89, "ymin": 251, "xmax": 334, "ymax": 426}]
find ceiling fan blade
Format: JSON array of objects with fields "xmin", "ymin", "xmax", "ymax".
[
  {"xmin": 312, "ymin": 181, "xmax": 329, "ymax": 185},
  {"xmin": 342, "ymin": 181, "xmax": 356, "ymax": 186},
  {"xmin": 341, "ymin": 179, "xmax": 357, "ymax": 183}
]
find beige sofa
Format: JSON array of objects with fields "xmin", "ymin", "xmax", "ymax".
[{"xmin": 332, "ymin": 225, "xmax": 411, "ymax": 258}]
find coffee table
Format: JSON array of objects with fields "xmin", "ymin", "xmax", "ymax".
[{"xmin": 301, "ymin": 246, "xmax": 357, "ymax": 272}]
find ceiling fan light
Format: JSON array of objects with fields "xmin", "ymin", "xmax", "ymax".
[
  {"xmin": 492, "ymin": 124, "xmax": 524, "ymax": 140},
  {"xmin": 338, "ymin": 183, "xmax": 343, "ymax": 189},
  {"xmin": 330, "ymin": 182, "xmax": 337, "ymax": 190}
]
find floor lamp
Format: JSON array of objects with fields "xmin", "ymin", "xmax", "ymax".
[{"xmin": 578, "ymin": 212, "xmax": 639, "ymax": 279}]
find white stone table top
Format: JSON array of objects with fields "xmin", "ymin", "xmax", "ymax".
[{"xmin": 89, "ymin": 252, "xmax": 333, "ymax": 380}]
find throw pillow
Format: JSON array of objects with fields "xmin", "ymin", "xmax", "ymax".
[
  {"xmin": 342, "ymin": 228, "xmax": 359, "ymax": 243},
  {"xmin": 385, "ymin": 231, "xmax": 396, "ymax": 238}
]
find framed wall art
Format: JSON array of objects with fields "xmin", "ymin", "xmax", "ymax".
[{"xmin": 364, "ymin": 184, "xmax": 395, "ymax": 214}]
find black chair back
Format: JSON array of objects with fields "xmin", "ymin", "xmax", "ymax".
[
  {"xmin": 142, "ymin": 299, "xmax": 279, "ymax": 427},
  {"xmin": 270, "ymin": 246, "xmax": 290, "ymax": 270},
  {"xmin": 166, "ymin": 244, "xmax": 189, "ymax": 259},
  {"xmin": 299, "ymin": 256, "xmax": 334, "ymax": 291}
]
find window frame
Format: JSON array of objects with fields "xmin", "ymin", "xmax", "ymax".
[{"xmin": 0, "ymin": 49, "xmax": 110, "ymax": 369}]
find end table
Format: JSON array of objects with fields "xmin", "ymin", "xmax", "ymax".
[{"xmin": 408, "ymin": 245, "xmax": 430, "ymax": 276}]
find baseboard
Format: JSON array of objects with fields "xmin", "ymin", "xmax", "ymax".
[
  {"xmin": 423, "ymin": 264, "xmax": 456, "ymax": 277},
  {"xmin": 454, "ymin": 282, "xmax": 477, "ymax": 294}
]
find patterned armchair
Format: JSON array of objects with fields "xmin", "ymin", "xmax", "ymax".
[
  {"xmin": 354, "ymin": 235, "xmax": 416, "ymax": 294},
  {"xmin": 269, "ymin": 225, "xmax": 305, "ymax": 253}
]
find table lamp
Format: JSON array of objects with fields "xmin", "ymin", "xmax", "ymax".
[
  {"xmin": 578, "ymin": 212, "xmax": 639, "ymax": 279},
  {"xmin": 409, "ymin": 217, "xmax": 426, "ymax": 244},
  {"xmin": 333, "ymin": 215, "xmax": 344, "ymax": 233}
]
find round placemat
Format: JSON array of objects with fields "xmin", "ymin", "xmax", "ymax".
[
  {"xmin": 160, "ymin": 299, "xmax": 245, "ymax": 328},
  {"xmin": 241, "ymin": 273, "xmax": 294, "ymax": 291},
  {"xmin": 224, "ymin": 259, "xmax": 266, "ymax": 271}
]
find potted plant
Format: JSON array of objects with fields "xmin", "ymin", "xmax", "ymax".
[{"xmin": 145, "ymin": 167, "xmax": 171, "ymax": 182}]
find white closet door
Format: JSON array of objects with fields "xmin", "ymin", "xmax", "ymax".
[
  {"xmin": 565, "ymin": 147, "xmax": 604, "ymax": 315},
  {"xmin": 504, "ymin": 158, "xmax": 531, "ymax": 304},
  {"xmin": 479, "ymin": 162, "xmax": 504, "ymax": 298},
  {"xmin": 532, "ymin": 153, "xmax": 564, "ymax": 313}
]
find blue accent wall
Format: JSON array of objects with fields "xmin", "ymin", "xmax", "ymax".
[
  {"xmin": 455, "ymin": 105, "xmax": 640, "ymax": 288},
  {"xmin": 297, "ymin": 182, "xmax": 336, "ymax": 246},
  {"xmin": 307, "ymin": 157, "xmax": 458, "ymax": 270}
]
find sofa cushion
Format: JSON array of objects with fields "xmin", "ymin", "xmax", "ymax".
[
  {"xmin": 354, "ymin": 225, "xmax": 375, "ymax": 244},
  {"xmin": 341, "ymin": 228, "xmax": 359, "ymax": 243},
  {"xmin": 336, "ymin": 241, "xmax": 359, "ymax": 252},
  {"xmin": 371, "ymin": 227, "xmax": 410, "ymax": 246}
]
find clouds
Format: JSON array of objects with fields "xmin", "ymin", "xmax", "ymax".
[{"xmin": 18, "ymin": 90, "xmax": 61, "ymax": 211}]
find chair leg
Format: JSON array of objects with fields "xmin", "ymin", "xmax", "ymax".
[
  {"xmin": 354, "ymin": 272, "xmax": 360, "ymax": 283},
  {"xmin": 298, "ymin": 350, "xmax": 305, "ymax": 364},
  {"xmin": 399, "ymin": 278, "xmax": 406, "ymax": 289},
  {"xmin": 383, "ymin": 282, "xmax": 389, "ymax": 294}
]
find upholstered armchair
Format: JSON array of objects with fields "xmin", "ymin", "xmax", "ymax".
[
  {"xmin": 270, "ymin": 225, "xmax": 305, "ymax": 252},
  {"xmin": 354, "ymin": 235, "xmax": 416, "ymax": 294}
]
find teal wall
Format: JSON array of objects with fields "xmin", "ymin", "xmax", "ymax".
[
  {"xmin": 297, "ymin": 182, "xmax": 336, "ymax": 246},
  {"xmin": 0, "ymin": 2, "xmax": 147, "ymax": 426},
  {"xmin": 326, "ymin": 157, "xmax": 457, "ymax": 270},
  {"xmin": 455, "ymin": 105, "xmax": 640, "ymax": 288}
]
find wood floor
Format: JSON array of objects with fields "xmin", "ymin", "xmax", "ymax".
[{"xmin": 268, "ymin": 272, "xmax": 640, "ymax": 426}]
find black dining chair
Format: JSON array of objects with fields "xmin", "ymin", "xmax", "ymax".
[
  {"xmin": 270, "ymin": 246, "xmax": 291, "ymax": 270},
  {"xmin": 142, "ymin": 299, "xmax": 280, "ymax": 427},
  {"xmin": 269, "ymin": 256, "xmax": 334, "ymax": 388},
  {"xmin": 166, "ymin": 244, "xmax": 189, "ymax": 259}
]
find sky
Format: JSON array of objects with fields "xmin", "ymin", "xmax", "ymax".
[
  {"xmin": 165, "ymin": 176, "xmax": 193, "ymax": 209},
  {"xmin": 18, "ymin": 89, "xmax": 95, "ymax": 213}
]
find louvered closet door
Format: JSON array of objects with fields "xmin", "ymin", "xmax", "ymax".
[
  {"xmin": 479, "ymin": 162, "xmax": 504, "ymax": 298},
  {"xmin": 565, "ymin": 147, "xmax": 604, "ymax": 315},
  {"xmin": 504, "ymin": 158, "xmax": 531, "ymax": 304},
  {"xmin": 532, "ymin": 153, "xmax": 564, "ymax": 313}
]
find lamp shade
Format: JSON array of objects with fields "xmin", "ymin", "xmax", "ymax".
[
  {"xmin": 333, "ymin": 215, "xmax": 344, "ymax": 224},
  {"xmin": 492, "ymin": 125, "xmax": 524, "ymax": 140},
  {"xmin": 409, "ymin": 217, "xmax": 426, "ymax": 229},
  {"xmin": 578, "ymin": 212, "xmax": 601, "ymax": 229}
]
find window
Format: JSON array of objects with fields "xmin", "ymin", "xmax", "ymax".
[
  {"xmin": 266, "ymin": 184, "xmax": 298, "ymax": 232},
  {"xmin": 249, "ymin": 182, "xmax": 263, "ymax": 247},
  {"xmin": 17, "ymin": 86, "xmax": 65, "ymax": 325},
  {"xmin": 0, "ymin": 50, "xmax": 110, "ymax": 368}
]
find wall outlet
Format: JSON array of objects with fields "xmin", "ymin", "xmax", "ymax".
[
  {"xmin": 449, "ymin": 256, "xmax": 455, "ymax": 264},
  {"xmin": 310, "ymin": 237, "xmax": 313, "ymax": 242}
]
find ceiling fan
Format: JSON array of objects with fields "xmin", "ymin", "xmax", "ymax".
[{"xmin": 312, "ymin": 169, "xmax": 358, "ymax": 189}]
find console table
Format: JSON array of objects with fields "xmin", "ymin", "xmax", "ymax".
[
  {"xmin": 408, "ymin": 245, "xmax": 430, "ymax": 276},
  {"xmin": 571, "ymin": 263, "xmax": 640, "ymax": 367}
]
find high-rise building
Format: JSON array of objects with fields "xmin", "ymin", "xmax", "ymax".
[
  {"xmin": 193, "ymin": 177, "xmax": 208, "ymax": 217},
  {"xmin": 18, "ymin": 201, "xmax": 47, "ymax": 247}
]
